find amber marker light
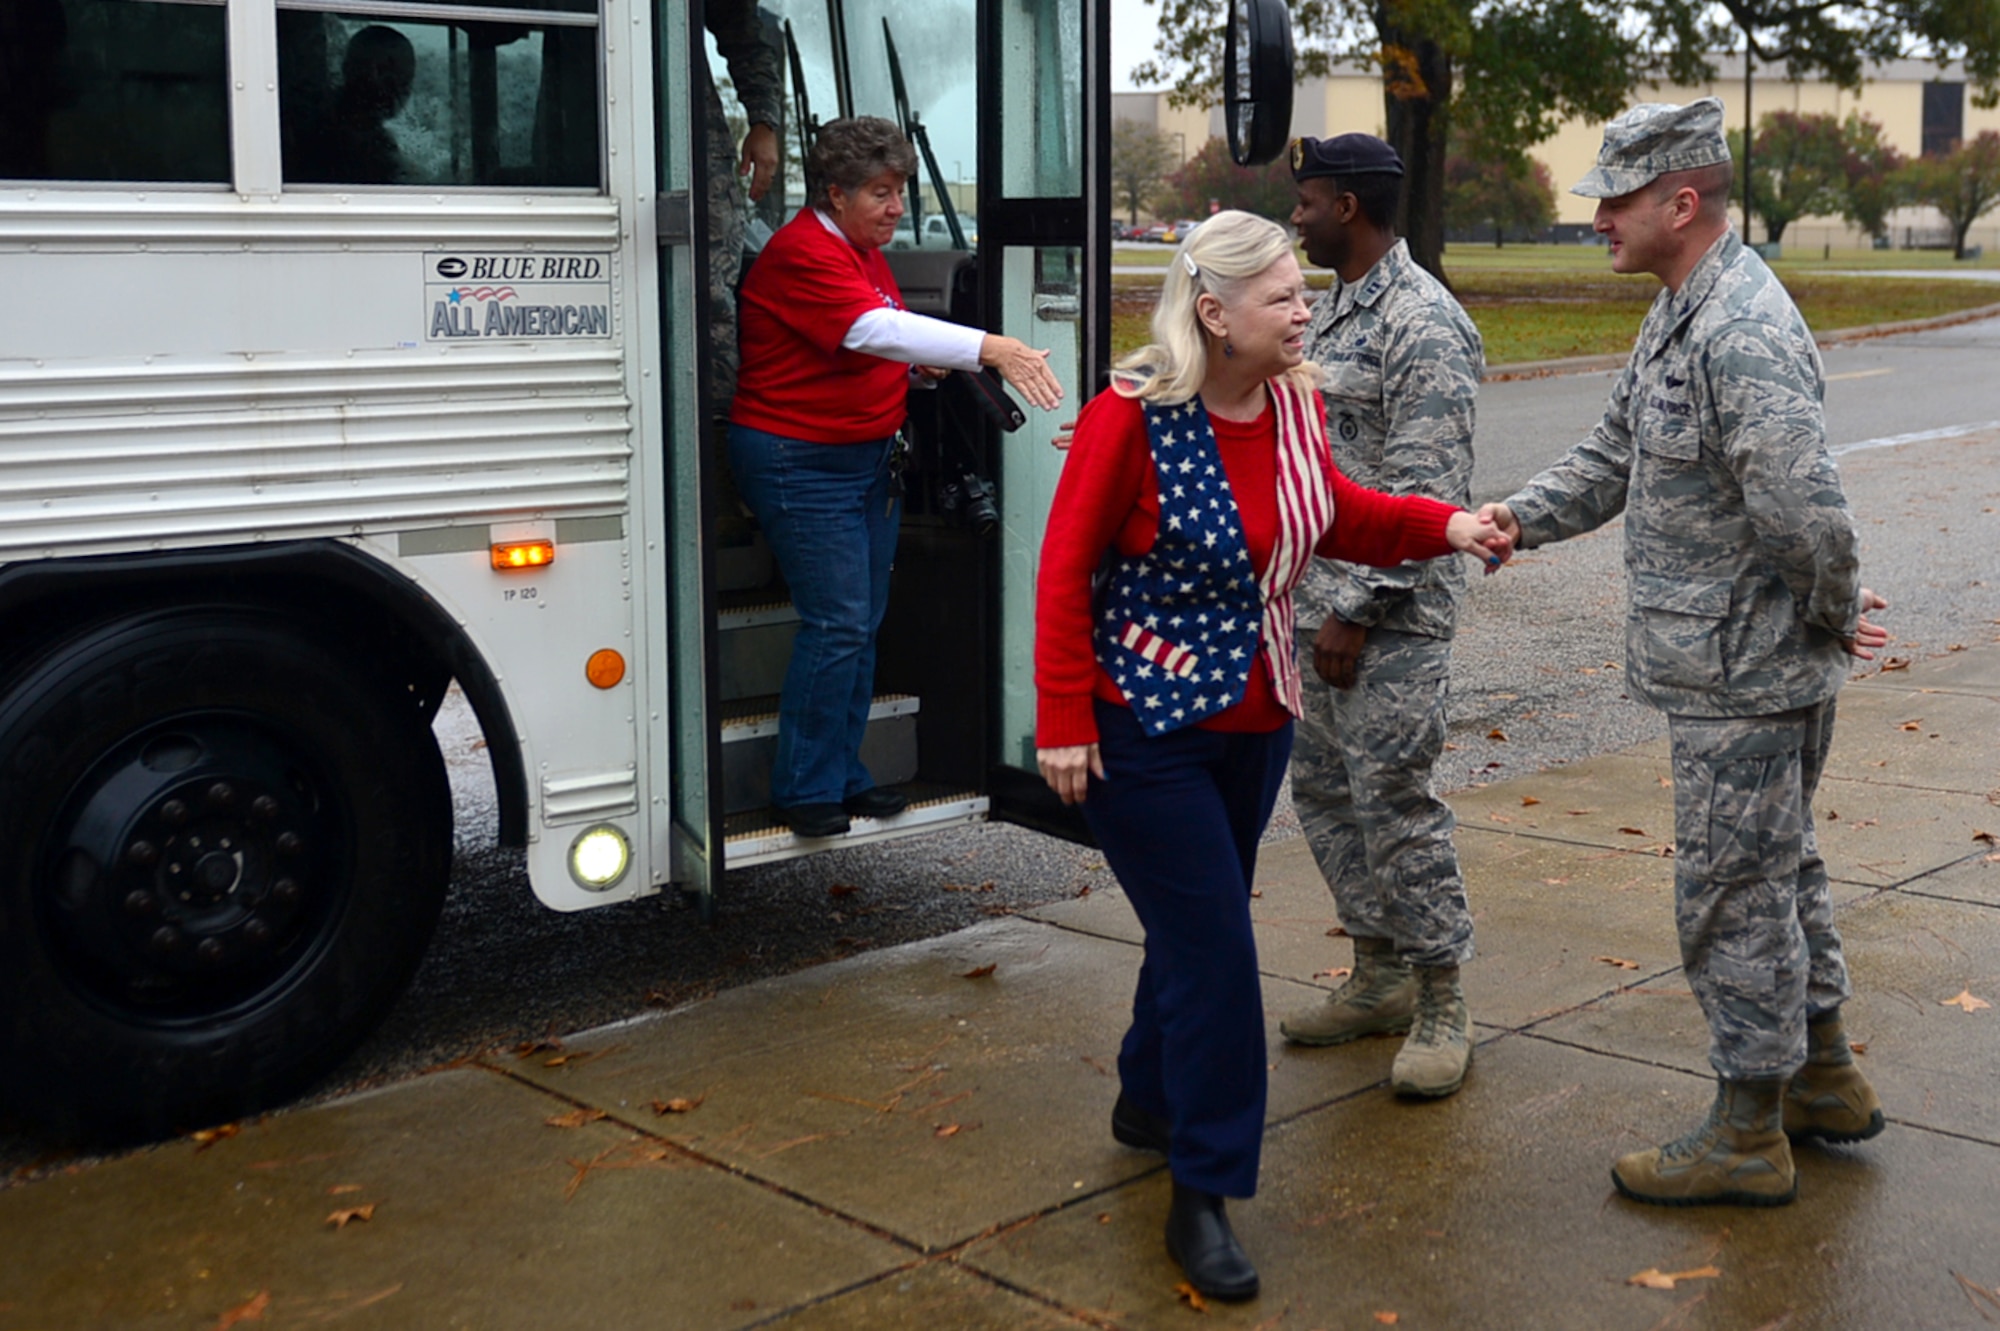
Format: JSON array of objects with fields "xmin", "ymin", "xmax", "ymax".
[
  {"xmin": 586, "ymin": 649, "xmax": 626, "ymax": 689},
  {"xmin": 491, "ymin": 539, "xmax": 555, "ymax": 571}
]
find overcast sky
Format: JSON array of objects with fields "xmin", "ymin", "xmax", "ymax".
[{"xmin": 1110, "ymin": 0, "xmax": 1162, "ymax": 93}]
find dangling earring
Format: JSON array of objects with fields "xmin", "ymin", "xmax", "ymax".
[{"xmin": 1223, "ymin": 341, "xmax": 1236, "ymax": 358}]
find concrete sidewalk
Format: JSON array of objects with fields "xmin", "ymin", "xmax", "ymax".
[{"xmin": 4, "ymin": 651, "xmax": 1996, "ymax": 1330}]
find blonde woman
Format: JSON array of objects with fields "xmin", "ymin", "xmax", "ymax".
[{"xmin": 1033, "ymin": 211, "xmax": 1508, "ymax": 1300}]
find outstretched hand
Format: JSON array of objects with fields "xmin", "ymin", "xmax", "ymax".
[
  {"xmin": 1843, "ymin": 588, "xmax": 1891, "ymax": 660},
  {"xmin": 1447, "ymin": 508, "xmax": 1514, "ymax": 574},
  {"xmin": 981, "ymin": 335, "xmax": 1065, "ymax": 412}
]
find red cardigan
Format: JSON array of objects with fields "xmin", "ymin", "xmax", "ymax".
[
  {"xmin": 1035, "ymin": 388, "xmax": 1459, "ymax": 748},
  {"xmin": 731, "ymin": 209, "xmax": 911, "ymax": 443}
]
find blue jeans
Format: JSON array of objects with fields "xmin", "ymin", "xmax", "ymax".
[
  {"xmin": 1082, "ymin": 700, "xmax": 1294, "ymax": 1198},
  {"xmin": 727, "ymin": 424, "xmax": 899, "ymax": 808}
]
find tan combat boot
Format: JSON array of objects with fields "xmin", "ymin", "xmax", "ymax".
[
  {"xmin": 1785, "ymin": 1010, "xmax": 1885, "ymax": 1144},
  {"xmin": 1613, "ymin": 1078, "xmax": 1797, "ymax": 1207},
  {"xmin": 1390, "ymin": 964, "xmax": 1472, "ymax": 1098},
  {"xmin": 1280, "ymin": 935, "xmax": 1415, "ymax": 1046}
]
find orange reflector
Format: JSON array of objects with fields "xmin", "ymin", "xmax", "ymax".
[
  {"xmin": 491, "ymin": 539, "xmax": 555, "ymax": 571},
  {"xmin": 586, "ymin": 649, "xmax": 626, "ymax": 689}
]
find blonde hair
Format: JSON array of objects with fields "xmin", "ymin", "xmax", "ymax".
[{"xmin": 1113, "ymin": 210, "xmax": 1320, "ymax": 404}]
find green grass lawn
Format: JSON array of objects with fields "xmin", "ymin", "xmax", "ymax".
[{"xmin": 1108, "ymin": 246, "xmax": 2000, "ymax": 365}]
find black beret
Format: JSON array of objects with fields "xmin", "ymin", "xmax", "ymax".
[{"xmin": 1290, "ymin": 133, "xmax": 1404, "ymax": 181}]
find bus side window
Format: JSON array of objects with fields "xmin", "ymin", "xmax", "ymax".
[
  {"xmin": 277, "ymin": 8, "xmax": 600, "ymax": 190},
  {"xmin": 0, "ymin": 0, "xmax": 229, "ymax": 184}
]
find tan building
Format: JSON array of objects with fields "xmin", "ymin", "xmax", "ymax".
[{"xmin": 1116, "ymin": 57, "xmax": 2000, "ymax": 250}]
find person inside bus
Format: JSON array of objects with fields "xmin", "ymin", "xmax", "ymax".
[
  {"xmin": 729, "ymin": 115, "xmax": 1064, "ymax": 840},
  {"xmin": 294, "ymin": 24, "xmax": 417, "ymax": 185},
  {"xmin": 1032, "ymin": 211, "xmax": 1511, "ymax": 1301}
]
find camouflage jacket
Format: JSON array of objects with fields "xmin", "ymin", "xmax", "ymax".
[
  {"xmin": 705, "ymin": 0, "xmax": 783, "ymax": 132},
  {"xmin": 1505, "ymin": 230, "xmax": 1861, "ymax": 718},
  {"xmin": 1295, "ymin": 239, "xmax": 1482, "ymax": 640}
]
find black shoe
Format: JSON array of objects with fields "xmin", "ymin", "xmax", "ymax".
[
  {"xmin": 1111, "ymin": 1093, "xmax": 1170, "ymax": 1154},
  {"xmin": 778, "ymin": 803, "xmax": 850, "ymax": 838},
  {"xmin": 1165, "ymin": 1183, "xmax": 1259, "ymax": 1302},
  {"xmin": 842, "ymin": 787, "xmax": 909, "ymax": 818}
]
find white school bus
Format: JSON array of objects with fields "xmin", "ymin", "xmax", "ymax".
[{"xmin": 0, "ymin": 0, "xmax": 1292, "ymax": 1136}]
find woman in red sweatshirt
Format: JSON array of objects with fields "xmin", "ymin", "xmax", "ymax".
[{"xmin": 1034, "ymin": 211, "xmax": 1508, "ymax": 1301}]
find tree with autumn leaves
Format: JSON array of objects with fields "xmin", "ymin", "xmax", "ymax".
[
  {"xmin": 1129, "ymin": 0, "xmax": 2000, "ymax": 284},
  {"xmin": 1151, "ymin": 135, "xmax": 1299, "ymax": 222},
  {"xmin": 1902, "ymin": 130, "xmax": 2000, "ymax": 258}
]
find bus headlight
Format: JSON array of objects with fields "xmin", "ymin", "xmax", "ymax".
[{"xmin": 569, "ymin": 824, "xmax": 631, "ymax": 890}]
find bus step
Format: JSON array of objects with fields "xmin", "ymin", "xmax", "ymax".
[
  {"xmin": 719, "ymin": 693, "xmax": 919, "ymax": 815},
  {"xmin": 723, "ymin": 783, "xmax": 988, "ymax": 869},
  {"xmin": 716, "ymin": 596, "xmax": 797, "ymax": 703}
]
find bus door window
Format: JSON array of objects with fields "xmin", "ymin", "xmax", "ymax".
[
  {"xmin": 0, "ymin": 0, "xmax": 229, "ymax": 184},
  {"xmin": 276, "ymin": 0, "xmax": 601, "ymax": 189}
]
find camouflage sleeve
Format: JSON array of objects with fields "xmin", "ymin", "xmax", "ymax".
[
  {"xmin": 705, "ymin": 0, "xmax": 784, "ymax": 130},
  {"xmin": 1320, "ymin": 307, "xmax": 1481, "ymax": 627},
  {"xmin": 1505, "ymin": 363, "xmax": 1637, "ymax": 548},
  {"xmin": 1705, "ymin": 320, "xmax": 1862, "ymax": 639}
]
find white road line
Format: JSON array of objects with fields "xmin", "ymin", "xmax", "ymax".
[{"xmin": 1830, "ymin": 420, "xmax": 2000, "ymax": 456}]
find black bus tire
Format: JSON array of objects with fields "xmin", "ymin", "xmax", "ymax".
[{"xmin": 0, "ymin": 608, "xmax": 452, "ymax": 1141}]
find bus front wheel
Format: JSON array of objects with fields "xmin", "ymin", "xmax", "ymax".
[{"xmin": 0, "ymin": 608, "xmax": 453, "ymax": 1141}]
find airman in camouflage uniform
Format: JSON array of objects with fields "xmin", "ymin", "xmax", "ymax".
[
  {"xmin": 1483, "ymin": 99, "xmax": 1891, "ymax": 1208},
  {"xmin": 704, "ymin": 0, "xmax": 784, "ymax": 415},
  {"xmin": 1279, "ymin": 134, "xmax": 1485, "ymax": 1101}
]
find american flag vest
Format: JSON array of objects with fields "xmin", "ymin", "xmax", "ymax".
[{"xmin": 1093, "ymin": 380, "xmax": 1335, "ymax": 737}]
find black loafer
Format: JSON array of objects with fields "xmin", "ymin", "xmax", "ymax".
[
  {"xmin": 778, "ymin": 803, "xmax": 850, "ymax": 838},
  {"xmin": 842, "ymin": 787, "xmax": 908, "ymax": 818},
  {"xmin": 1165, "ymin": 1183, "xmax": 1259, "ymax": 1302},
  {"xmin": 1111, "ymin": 1093, "xmax": 1171, "ymax": 1154}
]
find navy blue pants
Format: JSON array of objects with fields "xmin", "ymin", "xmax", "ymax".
[{"xmin": 1082, "ymin": 699, "xmax": 1293, "ymax": 1198}]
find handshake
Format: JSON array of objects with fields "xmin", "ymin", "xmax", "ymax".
[{"xmin": 1446, "ymin": 501, "xmax": 1520, "ymax": 574}]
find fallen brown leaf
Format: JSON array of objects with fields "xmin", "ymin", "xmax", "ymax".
[
  {"xmin": 1899, "ymin": 720, "xmax": 1923, "ymax": 732},
  {"xmin": 961, "ymin": 963, "xmax": 997, "ymax": 979},
  {"xmin": 1618, "ymin": 826, "xmax": 1649, "ymax": 837},
  {"xmin": 1097, "ymin": 1212, "xmax": 1113, "ymax": 1223},
  {"xmin": 544, "ymin": 1108, "xmax": 608, "ymax": 1129},
  {"xmin": 1314, "ymin": 967, "xmax": 1353, "ymax": 981},
  {"xmin": 1521, "ymin": 796, "xmax": 1542, "ymax": 807},
  {"xmin": 1941, "ymin": 989, "xmax": 1992, "ymax": 1013},
  {"xmin": 1594, "ymin": 955, "xmax": 1641, "ymax": 970},
  {"xmin": 1848, "ymin": 1041, "xmax": 1868, "ymax": 1055},
  {"xmin": 1974, "ymin": 830, "xmax": 1997, "ymax": 845},
  {"xmin": 190, "ymin": 1124, "xmax": 240, "ymax": 1153},
  {"xmin": 1881, "ymin": 656, "xmax": 1910, "ymax": 670},
  {"xmin": 327, "ymin": 1184, "xmax": 363, "ymax": 1195},
  {"xmin": 326, "ymin": 1204, "xmax": 376, "ymax": 1229},
  {"xmin": 214, "ymin": 1289, "xmax": 271, "ymax": 1329},
  {"xmin": 828, "ymin": 884, "xmax": 859, "ymax": 897},
  {"xmin": 1173, "ymin": 1281, "xmax": 1209, "ymax": 1312},
  {"xmin": 1374, "ymin": 1314, "xmax": 1400, "ymax": 1326},
  {"xmin": 1627, "ymin": 1264, "xmax": 1721, "ymax": 1290},
  {"xmin": 1249, "ymin": 888, "xmax": 1263, "ymax": 898},
  {"xmin": 650, "ymin": 1095, "xmax": 706, "ymax": 1115},
  {"xmin": 1488, "ymin": 728, "xmax": 1507, "ymax": 741},
  {"xmin": 934, "ymin": 1123, "xmax": 962, "ymax": 1138}
]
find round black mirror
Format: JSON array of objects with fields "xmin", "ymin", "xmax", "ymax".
[{"xmin": 1224, "ymin": 0, "xmax": 1294, "ymax": 166}]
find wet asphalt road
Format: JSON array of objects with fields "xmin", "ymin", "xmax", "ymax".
[{"xmin": 5, "ymin": 315, "xmax": 1997, "ymax": 1178}]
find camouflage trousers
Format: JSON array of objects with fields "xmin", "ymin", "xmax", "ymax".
[
  {"xmin": 1290, "ymin": 626, "xmax": 1472, "ymax": 968},
  {"xmin": 1669, "ymin": 698, "xmax": 1851, "ymax": 1081},
  {"xmin": 704, "ymin": 86, "xmax": 748, "ymax": 414}
]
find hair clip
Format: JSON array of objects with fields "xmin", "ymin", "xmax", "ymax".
[{"xmin": 1182, "ymin": 254, "xmax": 1199, "ymax": 278}]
